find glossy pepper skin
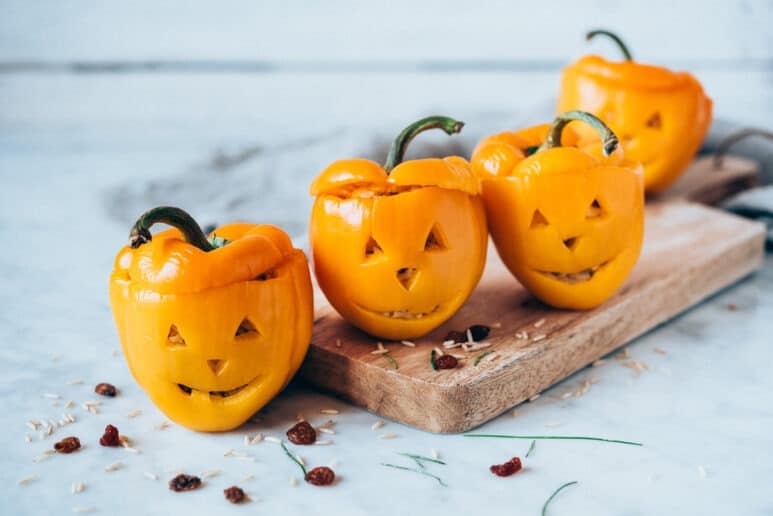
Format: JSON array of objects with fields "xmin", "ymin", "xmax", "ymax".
[
  {"xmin": 558, "ymin": 30, "xmax": 712, "ymax": 193},
  {"xmin": 110, "ymin": 207, "xmax": 313, "ymax": 432},
  {"xmin": 472, "ymin": 111, "xmax": 644, "ymax": 310},
  {"xmin": 310, "ymin": 116, "xmax": 487, "ymax": 340}
]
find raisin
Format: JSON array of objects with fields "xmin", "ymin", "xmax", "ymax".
[
  {"xmin": 54, "ymin": 436, "xmax": 81, "ymax": 454},
  {"xmin": 490, "ymin": 457, "xmax": 522, "ymax": 477},
  {"xmin": 305, "ymin": 466, "xmax": 335, "ymax": 486},
  {"xmin": 468, "ymin": 324, "xmax": 491, "ymax": 341},
  {"xmin": 94, "ymin": 383, "xmax": 117, "ymax": 397},
  {"xmin": 443, "ymin": 330, "xmax": 467, "ymax": 343},
  {"xmin": 224, "ymin": 486, "xmax": 246, "ymax": 503},
  {"xmin": 286, "ymin": 421, "xmax": 316, "ymax": 445},
  {"xmin": 169, "ymin": 473, "xmax": 202, "ymax": 492},
  {"xmin": 435, "ymin": 354, "xmax": 458, "ymax": 370},
  {"xmin": 99, "ymin": 424, "xmax": 121, "ymax": 447}
]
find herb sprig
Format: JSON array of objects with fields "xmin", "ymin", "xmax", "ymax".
[
  {"xmin": 383, "ymin": 352, "xmax": 399, "ymax": 369},
  {"xmin": 474, "ymin": 350, "xmax": 494, "ymax": 366},
  {"xmin": 280, "ymin": 441, "xmax": 307, "ymax": 476},
  {"xmin": 541, "ymin": 481, "xmax": 578, "ymax": 516},
  {"xmin": 464, "ymin": 434, "xmax": 642, "ymax": 446},
  {"xmin": 525, "ymin": 440, "xmax": 536, "ymax": 458},
  {"xmin": 381, "ymin": 463, "xmax": 447, "ymax": 487}
]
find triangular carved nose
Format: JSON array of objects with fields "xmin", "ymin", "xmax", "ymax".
[
  {"xmin": 207, "ymin": 359, "xmax": 226, "ymax": 376},
  {"xmin": 396, "ymin": 267, "xmax": 418, "ymax": 291}
]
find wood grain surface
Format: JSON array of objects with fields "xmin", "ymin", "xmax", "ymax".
[{"xmin": 301, "ymin": 161, "xmax": 766, "ymax": 433}]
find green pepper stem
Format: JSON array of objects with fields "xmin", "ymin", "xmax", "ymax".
[
  {"xmin": 384, "ymin": 116, "xmax": 464, "ymax": 174},
  {"xmin": 713, "ymin": 128, "xmax": 773, "ymax": 169},
  {"xmin": 586, "ymin": 29, "xmax": 633, "ymax": 61},
  {"xmin": 538, "ymin": 110, "xmax": 619, "ymax": 157},
  {"xmin": 129, "ymin": 206, "xmax": 214, "ymax": 252}
]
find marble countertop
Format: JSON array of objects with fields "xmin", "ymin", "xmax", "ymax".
[{"xmin": 2, "ymin": 65, "xmax": 773, "ymax": 515}]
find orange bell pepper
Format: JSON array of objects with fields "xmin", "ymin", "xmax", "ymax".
[
  {"xmin": 310, "ymin": 116, "xmax": 487, "ymax": 340},
  {"xmin": 558, "ymin": 30, "xmax": 712, "ymax": 193},
  {"xmin": 110, "ymin": 206, "xmax": 313, "ymax": 431},
  {"xmin": 472, "ymin": 111, "xmax": 644, "ymax": 309}
]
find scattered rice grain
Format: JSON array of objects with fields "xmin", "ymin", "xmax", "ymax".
[
  {"xmin": 400, "ymin": 340, "xmax": 416, "ymax": 348},
  {"xmin": 18, "ymin": 475, "xmax": 37, "ymax": 486},
  {"xmin": 529, "ymin": 394, "xmax": 541, "ymax": 402},
  {"xmin": 43, "ymin": 393, "xmax": 61, "ymax": 400},
  {"xmin": 264, "ymin": 436, "xmax": 282, "ymax": 444},
  {"xmin": 71, "ymin": 481, "xmax": 85, "ymax": 494},
  {"xmin": 289, "ymin": 477, "xmax": 299, "ymax": 487},
  {"xmin": 127, "ymin": 409, "xmax": 142, "ymax": 418},
  {"xmin": 379, "ymin": 433, "xmax": 397, "ymax": 439},
  {"xmin": 315, "ymin": 440, "xmax": 334, "ymax": 446},
  {"xmin": 533, "ymin": 318, "xmax": 546, "ymax": 328},
  {"xmin": 532, "ymin": 334, "xmax": 547, "ymax": 342},
  {"xmin": 371, "ymin": 420, "xmax": 385, "ymax": 431},
  {"xmin": 317, "ymin": 427, "xmax": 335, "ymax": 435},
  {"xmin": 104, "ymin": 462, "xmax": 123, "ymax": 472},
  {"xmin": 201, "ymin": 469, "xmax": 221, "ymax": 479},
  {"xmin": 320, "ymin": 409, "xmax": 339, "ymax": 415},
  {"xmin": 144, "ymin": 472, "xmax": 158, "ymax": 481}
]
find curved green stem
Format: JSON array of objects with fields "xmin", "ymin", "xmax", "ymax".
[
  {"xmin": 129, "ymin": 206, "xmax": 214, "ymax": 252},
  {"xmin": 714, "ymin": 128, "xmax": 773, "ymax": 169},
  {"xmin": 586, "ymin": 29, "xmax": 633, "ymax": 61},
  {"xmin": 384, "ymin": 115, "xmax": 464, "ymax": 174},
  {"xmin": 538, "ymin": 110, "xmax": 619, "ymax": 157}
]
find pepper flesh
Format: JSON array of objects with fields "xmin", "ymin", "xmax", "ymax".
[
  {"xmin": 472, "ymin": 113, "xmax": 644, "ymax": 309},
  {"xmin": 110, "ymin": 218, "xmax": 313, "ymax": 431},
  {"xmin": 558, "ymin": 32, "xmax": 712, "ymax": 193}
]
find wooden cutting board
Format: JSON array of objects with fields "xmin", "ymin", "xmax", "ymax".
[{"xmin": 300, "ymin": 156, "xmax": 766, "ymax": 433}]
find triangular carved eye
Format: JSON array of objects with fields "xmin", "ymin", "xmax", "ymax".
[
  {"xmin": 167, "ymin": 325, "xmax": 186, "ymax": 348},
  {"xmin": 255, "ymin": 270, "xmax": 276, "ymax": 281},
  {"xmin": 530, "ymin": 210, "xmax": 549, "ymax": 228},
  {"xmin": 646, "ymin": 112, "xmax": 662, "ymax": 129},
  {"xmin": 364, "ymin": 236, "xmax": 383, "ymax": 258},
  {"xmin": 585, "ymin": 199, "xmax": 606, "ymax": 220},
  {"xmin": 424, "ymin": 224, "xmax": 447, "ymax": 251},
  {"xmin": 235, "ymin": 318, "xmax": 259, "ymax": 338}
]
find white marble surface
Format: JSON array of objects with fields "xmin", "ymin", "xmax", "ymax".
[{"xmin": 1, "ymin": 4, "xmax": 773, "ymax": 511}]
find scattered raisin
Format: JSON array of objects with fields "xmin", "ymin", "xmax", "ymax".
[
  {"xmin": 169, "ymin": 473, "xmax": 202, "ymax": 492},
  {"xmin": 468, "ymin": 324, "xmax": 491, "ymax": 341},
  {"xmin": 224, "ymin": 486, "xmax": 246, "ymax": 503},
  {"xmin": 54, "ymin": 436, "xmax": 81, "ymax": 454},
  {"xmin": 286, "ymin": 421, "xmax": 316, "ymax": 445},
  {"xmin": 435, "ymin": 354, "xmax": 458, "ymax": 370},
  {"xmin": 443, "ymin": 330, "xmax": 467, "ymax": 343},
  {"xmin": 305, "ymin": 466, "xmax": 335, "ymax": 486},
  {"xmin": 490, "ymin": 457, "xmax": 522, "ymax": 477},
  {"xmin": 94, "ymin": 383, "xmax": 117, "ymax": 397},
  {"xmin": 99, "ymin": 424, "xmax": 121, "ymax": 447}
]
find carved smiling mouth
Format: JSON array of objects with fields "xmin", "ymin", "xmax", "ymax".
[
  {"xmin": 359, "ymin": 305, "xmax": 441, "ymax": 320},
  {"xmin": 537, "ymin": 260, "xmax": 611, "ymax": 284},
  {"xmin": 177, "ymin": 379, "xmax": 256, "ymax": 398}
]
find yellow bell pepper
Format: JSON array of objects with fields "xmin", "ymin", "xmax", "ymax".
[
  {"xmin": 310, "ymin": 116, "xmax": 487, "ymax": 340},
  {"xmin": 558, "ymin": 30, "xmax": 712, "ymax": 193},
  {"xmin": 472, "ymin": 111, "xmax": 644, "ymax": 309},
  {"xmin": 109, "ymin": 206, "xmax": 313, "ymax": 431}
]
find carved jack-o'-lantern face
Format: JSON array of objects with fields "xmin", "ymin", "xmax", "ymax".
[
  {"xmin": 310, "ymin": 117, "xmax": 487, "ymax": 340},
  {"xmin": 110, "ymin": 218, "xmax": 313, "ymax": 431},
  {"xmin": 557, "ymin": 31, "xmax": 712, "ymax": 193},
  {"xmin": 472, "ymin": 113, "xmax": 644, "ymax": 309}
]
